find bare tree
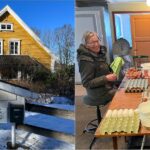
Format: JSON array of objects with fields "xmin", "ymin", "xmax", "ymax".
[
  {"xmin": 31, "ymin": 27, "xmax": 41, "ymax": 38},
  {"xmin": 42, "ymin": 30, "xmax": 55, "ymax": 51},
  {"xmin": 54, "ymin": 24, "xmax": 74, "ymax": 66},
  {"xmin": 31, "ymin": 24, "xmax": 74, "ymax": 66},
  {"xmin": 31, "ymin": 26, "xmax": 74, "ymax": 99}
]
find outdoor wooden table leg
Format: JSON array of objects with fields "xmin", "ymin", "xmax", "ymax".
[{"xmin": 112, "ymin": 137, "xmax": 118, "ymax": 149}]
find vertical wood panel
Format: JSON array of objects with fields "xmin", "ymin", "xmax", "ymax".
[
  {"xmin": 0, "ymin": 12, "xmax": 51, "ymax": 69},
  {"xmin": 131, "ymin": 15, "xmax": 150, "ymax": 57}
]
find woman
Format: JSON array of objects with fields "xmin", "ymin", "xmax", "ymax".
[{"xmin": 77, "ymin": 31, "xmax": 117, "ymax": 106}]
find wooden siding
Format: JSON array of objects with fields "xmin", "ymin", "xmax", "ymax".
[{"xmin": 0, "ymin": 12, "xmax": 51, "ymax": 69}]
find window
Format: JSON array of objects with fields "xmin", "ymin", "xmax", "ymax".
[
  {"xmin": 0, "ymin": 23, "xmax": 13, "ymax": 31},
  {"xmin": 9, "ymin": 40, "xmax": 20, "ymax": 55},
  {"xmin": 0, "ymin": 40, "xmax": 3, "ymax": 55},
  {"xmin": 115, "ymin": 15, "xmax": 123, "ymax": 39}
]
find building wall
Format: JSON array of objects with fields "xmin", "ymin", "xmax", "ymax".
[
  {"xmin": 0, "ymin": 12, "xmax": 51, "ymax": 69},
  {"xmin": 108, "ymin": 2, "xmax": 150, "ymax": 43}
]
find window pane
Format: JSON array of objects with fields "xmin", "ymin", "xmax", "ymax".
[
  {"xmin": 7, "ymin": 25, "xmax": 11, "ymax": 30},
  {"xmin": 15, "ymin": 42, "xmax": 18, "ymax": 54},
  {"xmin": 10, "ymin": 42, "xmax": 14, "ymax": 54},
  {"xmin": 15, "ymin": 42, "xmax": 18, "ymax": 47},
  {"xmin": 1, "ymin": 25, "xmax": 6, "ymax": 29},
  {"xmin": 10, "ymin": 49, "xmax": 13, "ymax": 54},
  {"xmin": 11, "ymin": 43, "xmax": 14, "ymax": 49}
]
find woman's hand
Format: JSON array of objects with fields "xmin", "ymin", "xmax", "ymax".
[{"xmin": 106, "ymin": 73, "xmax": 117, "ymax": 81}]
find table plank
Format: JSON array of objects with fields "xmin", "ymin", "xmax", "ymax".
[
  {"xmin": 95, "ymin": 88, "xmax": 150, "ymax": 138},
  {"xmin": 109, "ymin": 88, "xmax": 141, "ymax": 110}
]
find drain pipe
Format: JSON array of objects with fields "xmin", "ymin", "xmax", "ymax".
[
  {"xmin": 141, "ymin": 135, "xmax": 146, "ymax": 150},
  {"xmin": 11, "ymin": 123, "xmax": 16, "ymax": 148}
]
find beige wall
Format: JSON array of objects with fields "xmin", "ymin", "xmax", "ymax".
[{"xmin": 108, "ymin": 2, "xmax": 150, "ymax": 43}]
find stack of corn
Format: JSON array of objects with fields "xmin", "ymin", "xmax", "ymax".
[
  {"xmin": 99, "ymin": 109, "xmax": 140, "ymax": 135},
  {"xmin": 110, "ymin": 57, "xmax": 125, "ymax": 78}
]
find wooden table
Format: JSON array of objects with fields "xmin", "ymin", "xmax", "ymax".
[{"xmin": 95, "ymin": 88, "xmax": 150, "ymax": 149}]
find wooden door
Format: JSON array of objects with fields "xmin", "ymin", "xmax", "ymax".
[{"xmin": 131, "ymin": 15, "xmax": 150, "ymax": 57}]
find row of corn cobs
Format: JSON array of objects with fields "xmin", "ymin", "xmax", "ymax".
[{"xmin": 125, "ymin": 79, "xmax": 148, "ymax": 93}]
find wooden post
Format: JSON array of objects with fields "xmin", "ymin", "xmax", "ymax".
[{"xmin": 112, "ymin": 137, "xmax": 118, "ymax": 150}]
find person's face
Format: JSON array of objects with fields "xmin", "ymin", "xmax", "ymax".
[{"xmin": 85, "ymin": 34, "xmax": 100, "ymax": 53}]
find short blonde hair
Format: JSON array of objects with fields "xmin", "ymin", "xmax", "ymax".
[{"xmin": 82, "ymin": 31, "xmax": 99, "ymax": 45}]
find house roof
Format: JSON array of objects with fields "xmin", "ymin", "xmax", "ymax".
[{"xmin": 0, "ymin": 5, "xmax": 56, "ymax": 70}]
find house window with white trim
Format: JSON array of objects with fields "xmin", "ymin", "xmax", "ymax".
[
  {"xmin": 0, "ymin": 23, "xmax": 13, "ymax": 31},
  {"xmin": 9, "ymin": 40, "xmax": 20, "ymax": 55},
  {"xmin": 0, "ymin": 40, "xmax": 3, "ymax": 55}
]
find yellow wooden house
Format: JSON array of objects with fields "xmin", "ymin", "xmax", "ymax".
[{"xmin": 0, "ymin": 5, "xmax": 55, "ymax": 79}]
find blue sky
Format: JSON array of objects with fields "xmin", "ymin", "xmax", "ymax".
[{"xmin": 0, "ymin": 0, "xmax": 74, "ymax": 31}]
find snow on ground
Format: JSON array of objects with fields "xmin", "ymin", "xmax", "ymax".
[
  {"xmin": 26, "ymin": 96, "xmax": 74, "ymax": 105},
  {"xmin": 0, "ymin": 103, "xmax": 75, "ymax": 149},
  {"xmin": 51, "ymin": 96, "xmax": 74, "ymax": 105},
  {"xmin": 0, "ymin": 126, "xmax": 74, "ymax": 149}
]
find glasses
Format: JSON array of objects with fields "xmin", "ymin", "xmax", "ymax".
[{"xmin": 86, "ymin": 39, "xmax": 100, "ymax": 46}]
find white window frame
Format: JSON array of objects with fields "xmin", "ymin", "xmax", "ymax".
[
  {"xmin": 9, "ymin": 39, "xmax": 20, "ymax": 55},
  {"xmin": 0, "ymin": 23, "xmax": 13, "ymax": 31},
  {"xmin": 0, "ymin": 39, "xmax": 3, "ymax": 55}
]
